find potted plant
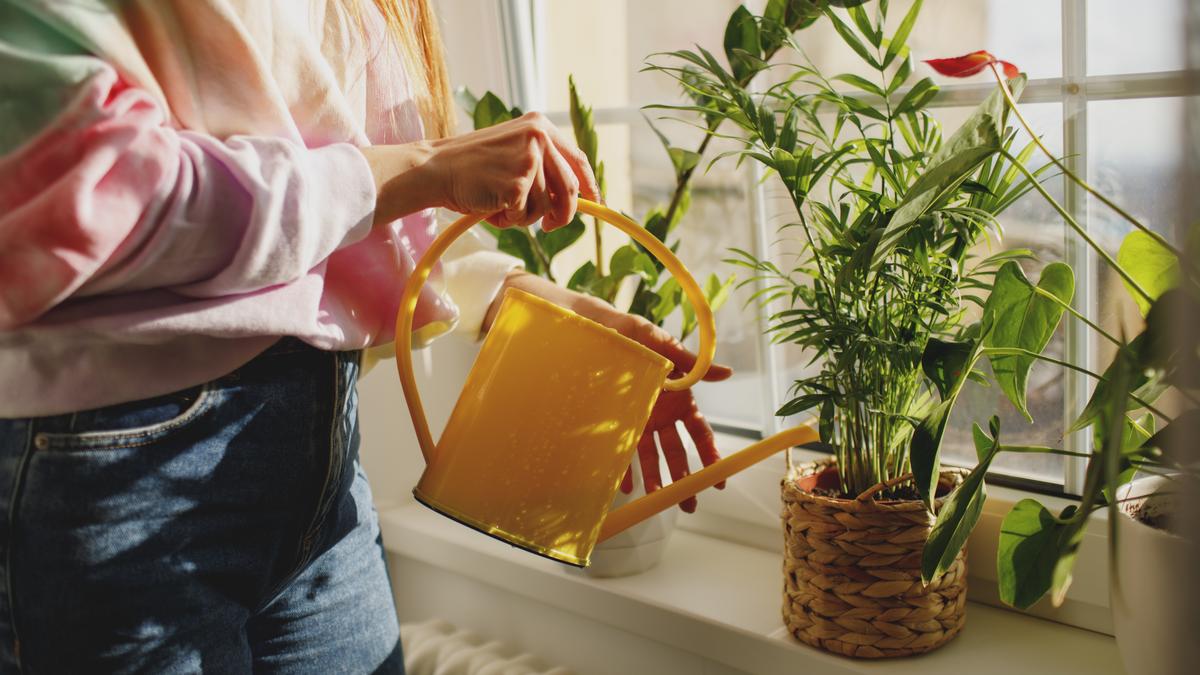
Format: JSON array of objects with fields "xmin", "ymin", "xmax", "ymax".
[
  {"xmin": 649, "ymin": 0, "xmax": 1062, "ymax": 657},
  {"xmin": 911, "ymin": 50, "xmax": 1200, "ymax": 675}
]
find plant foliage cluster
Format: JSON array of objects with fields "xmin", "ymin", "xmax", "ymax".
[
  {"xmin": 661, "ymin": 0, "xmax": 1199, "ymax": 612},
  {"xmin": 649, "ymin": 0, "xmax": 1057, "ymax": 499}
]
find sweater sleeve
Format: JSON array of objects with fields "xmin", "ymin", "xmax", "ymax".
[{"xmin": 0, "ymin": 38, "xmax": 376, "ymax": 329}]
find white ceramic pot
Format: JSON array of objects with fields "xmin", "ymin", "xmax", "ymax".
[
  {"xmin": 574, "ymin": 458, "xmax": 678, "ymax": 578},
  {"xmin": 1111, "ymin": 475, "xmax": 1198, "ymax": 675}
]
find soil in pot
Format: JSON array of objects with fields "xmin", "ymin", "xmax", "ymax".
[{"xmin": 781, "ymin": 460, "xmax": 967, "ymax": 659}]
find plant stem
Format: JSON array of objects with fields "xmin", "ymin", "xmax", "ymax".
[
  {"xmin": 1031, "ymin": 286, "xmax": 1121, "ymax": 347},
  {"xmin": 982, "ymin": 346, "xmax": 1171, "ymax": 420},
  {"xmin": 523, "ymin": 229, "xmax": 556, "ymax": 283},
  {"xmin": 987, "ymin": 63, "xmax": 1187, "ymax": 262},
  {"xmin": 1003, "ymin": 152, "xmax": 1155, "ymax": 305}
]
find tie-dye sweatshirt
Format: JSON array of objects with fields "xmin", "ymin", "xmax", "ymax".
[{"xmin": 0, "ymin": 0, "xmax": 518, "ymax": 416}]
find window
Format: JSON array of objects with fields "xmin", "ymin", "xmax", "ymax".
[{"xmin": 490, "ymin": 0, "xmax": 1194, "ymax": 496}]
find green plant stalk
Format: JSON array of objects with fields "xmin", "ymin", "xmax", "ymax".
[
  {"xmin": 523, "ymin": 229, "xmax": 556, "ymax": 283},
  {"xmin": 1003, "ymin": 151, "xmax": 1155, "ymax": 305},
  {"xmin": 982, "ymin": 346, "xmax": 1170, "ymax": 419},
  {"xmin": 986, "ymin": 62, "xmax": 1186, "ymax": 262},
  {"xmin": 1031, "ymin": 286, "xmax": 1120, "ymax": 347}
]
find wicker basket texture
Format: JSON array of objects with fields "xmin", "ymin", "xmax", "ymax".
[{"xmin": 781, "ymin": 458, "xmax": 967, "ymax": 658}]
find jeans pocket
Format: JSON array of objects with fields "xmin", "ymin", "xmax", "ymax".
[{"xmin": 34, "ymin": 383, "xmax": 217, "ymax": 452}]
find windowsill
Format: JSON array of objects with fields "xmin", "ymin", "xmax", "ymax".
[{"xmin": 378, "ymin": 501, "xmax": 1122, "ymax": 675}]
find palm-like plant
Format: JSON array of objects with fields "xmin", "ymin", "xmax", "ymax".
[{"xmin": 648, "ymin": 0, "xmax": 1058, "ymax": 498}]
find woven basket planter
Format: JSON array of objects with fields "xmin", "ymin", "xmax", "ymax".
[{"xmin": 781, "ymin": 458, "xmax": 968, "ymax": 659}]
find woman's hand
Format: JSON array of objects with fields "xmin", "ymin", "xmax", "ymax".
[
  {"xmin": 491, "ymin": 271, "xmax": 732, "ymax": 513},
  {"xmin": 360, "ymin": 112, "xmax": 599, "ymax": 231}
]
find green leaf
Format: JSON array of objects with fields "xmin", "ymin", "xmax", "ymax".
[
  {"xmin": 846, "ymin": 4, "xmax": 879, "ymax": 47},
  {"xmin": 911, "ymin": 399, "xmax": 952, "ymax": 510},
  {"xmin": 609, "ymin": 245, "xmax": 659, "ymax": 286},
  {"xmin": 723, "ymin": 5, "xmax": 761, "ymax": 82},
  {"xmin": 832, "ymin": 73, "xmax": 886, "ymax": 98},
  {"xmin": 454, "ymin": 86, "xmax": 479, "ymax": 115},
  {"xmin": 536, "ymin": 214, "xmax": 585, "ymax": 260},
  {"xmin": 568, "ymin": 75, "xmax": 600, "ymax": 174},
  {"xmin": 922, "ymin": 419, "xmax": 999, "ymax": 583},
  {"xmin": 650, "ymin": 277, "xmax": 683, "ymax": 324},
  {"xmin": 1143, "ymin": 409, "xmax": 1200, "ymax": 467},
  {"xmin": 876, "ymin": 76, "xmax": 1027, "ymax": 265},
  {"xmin": 473, "ymin": 91, "xmax": 517, "ymax": 130},
  {"xmin": 1116, "ymin": 230, "xmax": 1180, "ymax": 315},
  {"xmin": 922, "ymin": 337, "xmax": 976, "ymax": 400},
  {"xmin": 705, "ymin": 273, "xmax": 737, "ymax": 313},
  {"xmin": 495, "ymin": 229, "xmax": 541, "ymax": 275},
  {"xmin": 998, "ymin": 500, "xmax": 1076, "ymax": 609},
  {"xmin": 1071, "ymin": 333, "xmax": 1169, "ymax": 433},
  {"xmin": 567, "ymin": 260, "xmax": 597, "ymax": 293},
  {"xmin": 824, "ymin": 8, "xmax": 880, "ymax": 69},
  {"xmin": 884, "ymin": 0, "xmax": 923, "ymax": 68},
  {"xmin": 983, "ymin": 261, "xmax": 1075, "ymax": 420}
]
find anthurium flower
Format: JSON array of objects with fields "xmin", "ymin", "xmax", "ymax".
[{"xmin": 924, "ymin": 50, "xmax": 1020, "ymax": 79}]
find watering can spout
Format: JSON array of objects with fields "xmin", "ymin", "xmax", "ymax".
[
  {"xmin": 597, "ymin": 423, "xmax": 818, "ymax": 543},
  {"xmin": 396, "ymin": 199, "xmax": 815, "ymax": 567}
]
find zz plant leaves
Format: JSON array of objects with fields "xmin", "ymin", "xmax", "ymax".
[
  {"xmin": 922, "ymin": 418, "xmax": 1001, "ymax": 583},
  {"xmin": 536, "ymin": 215, "xmax": 585, "ymax": 260},
  {"xmin": 982, "ymin": 261, "xmax": 1075, "ymax": 420},
  {"xmin": 473, "ymin": 91, "xmax": 520, "ymax": 129}
]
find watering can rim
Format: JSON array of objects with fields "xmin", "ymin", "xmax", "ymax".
[{"xmin": 494, "ymin": 286, "xmax": 674, "ymax": 373}]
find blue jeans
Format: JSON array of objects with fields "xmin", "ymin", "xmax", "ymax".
[{"xmin": 0, "ymin": 339, "xmax": 404, "ymax": 673}]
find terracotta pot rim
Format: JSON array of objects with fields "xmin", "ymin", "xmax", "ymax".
[{"xmin": 783, "ymin": 457, "xmax": 965, "ymax": 512}]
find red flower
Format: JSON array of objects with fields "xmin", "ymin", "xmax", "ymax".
[{"xmin": 924, "ymin": 50, "xmax": 1020, "ymax": 79}]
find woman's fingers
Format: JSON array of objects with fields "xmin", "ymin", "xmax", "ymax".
[
  {"xmin": 541, "ymin": 144, "xmax": 579, "ymax": 231},
  {"xmin": 497, "ymin": 165, "xmax": 549, "ymax": 228},
  {"xmin": 627, "ymin": 318, "xmax": 733, "ymax": 382},
  {"xmin": 546, "ymin": 125, "xmax": 600, "ymax": 202},
  {"xmin": 683, "ymin": 413, "xmax": 724, "ymax": 489},
  {"xmin": 620, "ymin": 465, "xmax": 634, "ymax": 494},
  {"xmin": 658, "ymin": 424, "xmax": 697, "ymax": 513},
  {"xmin": 636, "ymin": 433, "xmax": 662, "ymax": 494}
]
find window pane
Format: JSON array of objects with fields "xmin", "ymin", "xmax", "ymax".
[
  {"xmin": 1088, "ymin": 0, "xmax": 1189, "ymax": 76},
  {"xmin": 1088, "ymin": 97, "xmax": 1187, "ymax": 375},
  {"xmin": 630, "ymin": 124, "xmax": 765, "ymax": 429},
  {"xmin": 941, "ymin": 102, "xmax": 1067, "ymax": 482},
  {"xmin": 538, "ymin": 0, "xmax": 741, "ymax": 111},
  {"xmin": 800, "ymin": 0, "xmax": 1061, "ymax": 83}
]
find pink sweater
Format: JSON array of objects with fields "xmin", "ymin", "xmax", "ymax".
[{"xmin": 0, "ymin": 0, "xmax": 516, "ymax": 416}]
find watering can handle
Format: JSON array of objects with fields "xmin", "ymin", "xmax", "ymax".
[{"xmin": 395, "ymin": 199, "xmax": 716, "ymax": 465}]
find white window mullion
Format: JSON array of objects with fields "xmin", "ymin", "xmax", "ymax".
[
  {"xmin": 498, "ymin": 0, "xmax": 542, "ymax": 111},
  {"xmin": 1062, "ymin": 0, "xmax": 1091, "ymax": 496}
]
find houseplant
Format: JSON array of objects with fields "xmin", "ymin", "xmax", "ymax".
[
  {"xmin": 648, "ymin": 0, "xmax": 1062, "ymax": 657},
  {"xmin": 913, "ymin": 51, "xmax": 1200, "ymax": 675}
]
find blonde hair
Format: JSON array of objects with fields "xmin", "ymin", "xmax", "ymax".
[{"xmin": 348, "ymin": 0, "xmax": 456, "ymax": 139}]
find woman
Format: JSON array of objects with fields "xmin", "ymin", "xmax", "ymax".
[{"xmin": 0, "ymin": 0, "xmax": 728, "ymax": 672}]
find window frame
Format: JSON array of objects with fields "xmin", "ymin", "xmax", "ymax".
[{"xmin": 501, "ymin": 0, "xmax": 1197, "ymax": 496}]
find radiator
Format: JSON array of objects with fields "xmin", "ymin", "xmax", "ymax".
[{"xmin": 400, "ymin": 619, "xmax": 574, "ymax": 675}]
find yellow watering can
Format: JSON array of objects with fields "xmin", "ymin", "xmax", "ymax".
[{"xmin": 396, "ymin": 199, "xmax": 817, "ymax": 567}]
